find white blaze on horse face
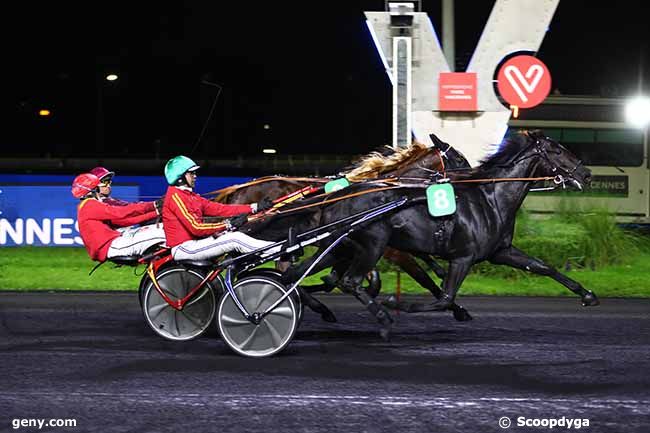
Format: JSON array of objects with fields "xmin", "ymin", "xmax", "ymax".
[{"xmin": 504, "ymin": 65, "xmax": 544, "ymax": 104}]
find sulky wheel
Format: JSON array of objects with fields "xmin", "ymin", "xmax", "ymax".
[
  {"xmin": 142, "ymin": 266, "xmax": 221, "ymax": 341},
  {"xmin": 217, "ymin": 276, "xmax": 298, "ymax": 358},
  {"xmin": 238, "ymin": 268, "xmax": 303, "ymax": 324}
]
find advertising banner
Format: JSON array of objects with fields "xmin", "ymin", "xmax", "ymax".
[
  {"xmin": 438, "ymin": 72, "xmax": 477, "ymax": 111},
  {"xmin": 0, "ymin": 185, "xmax": 138, "ymax": 246},
  {"xmin": 496, "ymin": 55, "xmax": 551, "ymax": 108}
]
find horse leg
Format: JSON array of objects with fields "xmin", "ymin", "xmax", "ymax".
[
  {"xmin": 416, "ymin": 253, "xmax": 447, "ymax": 279},
  {"xmin": 414, "ymin": 258, "xmax": 473, "ymax": 311},
  {"xmin": 337, "ymin": 271, "xmax": 394, "ymax": 341},
  {"xmin": 275, "ymin": 260, "xmax": 290, "ymax": 272},
  {"xmin": 489, "ymin": 246, "xmax": 599, "ymax": 306},
  {"xmin": 382, "ymin": 249, "xmax": 472, "ymax": 321},
  {"xmin": 311, "ymin": 240, "xmax": 381, "ymax": 298},
  {"xmin": 282, "ymin": 252, "xmax": 340, "ymax": 322},
  {"xmin": 337, "ymin": 236, "xmax": 395, "ymax": 341},
  {"xmin": 296, "ymin": 242, "xmax": 356, "ymax": 295},
  {"xmin": 297, "ymin": 288, "xmax": 337, "ymax": 323}
]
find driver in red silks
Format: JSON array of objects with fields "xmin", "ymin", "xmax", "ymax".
[
  {"xmin": 89, "ymin": 166, "xmax": 129, "ymax": 206},
  {"xmin": 72, "ymin": 173, "xmax": 166, "ymax": 262}
]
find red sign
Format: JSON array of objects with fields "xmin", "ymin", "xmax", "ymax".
[
  {"xmin": 497, "ymin": 55, "xmax": 551, "ymax": 108},
  {"xmin": 439, "ymin": 72, "xmax": 477, "ymax": 111}
]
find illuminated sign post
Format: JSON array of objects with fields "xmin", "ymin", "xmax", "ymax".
[{"xmin": 365, "ymin": 0, "xmax": 560, "ymax": 165}]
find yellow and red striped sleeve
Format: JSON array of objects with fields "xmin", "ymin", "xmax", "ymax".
[
  {"xmin": 202, "ymin": 198, "xmax": 252, "ymax": 218},
  {"xmin": 170, "ymin": 192, "xmax": 223, "ymax": 237}
]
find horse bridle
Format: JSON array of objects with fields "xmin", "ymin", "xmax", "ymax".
[
  {"xmin": 535, "ymin": 138, "xmax": 586, "ymax": 189},
  {"xmin": 505, "ymin": 136, "xmax": 585, "ymax": 190}
]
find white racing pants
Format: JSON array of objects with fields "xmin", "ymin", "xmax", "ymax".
[
  {"xmin": 106, "ymin": 224, "xmax": 166, "ymax": 259},
  {"xmin": 172, "ymin": 231, "xmax": 280, "ymax": 262}
]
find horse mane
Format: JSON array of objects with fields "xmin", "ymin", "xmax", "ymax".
[
  {"xmin": 451, "ymin": 130, "xmax": 535, "ymax": 179},
  {"xmin": 344, "ymin": 141, "xmax": 430, "ymax": 182}
]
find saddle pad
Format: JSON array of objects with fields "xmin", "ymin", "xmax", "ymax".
[
  {"xmin": 324, "ymin": 178, "xmax": 350, "ymax": 193},
  {"xmin": 426, "ymin": 183, "xmax": 456, "ymax": 217}
]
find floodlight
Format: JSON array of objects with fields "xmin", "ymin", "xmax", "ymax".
[{"xmin": 625, "ymin": 96, "xmax": 650, "ymax": 128}]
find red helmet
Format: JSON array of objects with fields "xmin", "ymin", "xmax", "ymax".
[
  {"xmin": 71, "ymin": 173, "xmax": 101, "ymax": 198},
  {"xmin": 89, "ymin": 166, "xmax": 115, "ymax": 181}
]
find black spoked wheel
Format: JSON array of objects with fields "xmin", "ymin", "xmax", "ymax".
[
  {"xmin": 142, "ymin": 266, "xmax": 219, "ymax": 341},
  {"xmin": 217, "ymin": 276, "xmax": 298, "ymax": 358}
]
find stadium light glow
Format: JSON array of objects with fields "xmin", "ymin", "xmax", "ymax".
[
  {"xmin": 625, "ymin": 96, "xmax": 650, "ymax": 128},
  {"xmin": 38, "ymin": 109, "xmax": 51, "ymax": 117},
  {"xmin": 105, "ymin": 74, "xmax": 119, "ymax": 81},
  {"xmin": 262, "ymin": 148, "xmax": 277, "ymax": 154}
]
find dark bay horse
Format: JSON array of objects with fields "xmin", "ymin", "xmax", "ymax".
[
  {"xmin": 254, "ymin": 131, "xmax": 597, "ymax": 338},
  {"xmin": 210, "ymin": 138, "xmax": 474, "ymax": 322}
]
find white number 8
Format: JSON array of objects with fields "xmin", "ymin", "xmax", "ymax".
[{"xmin": 434, "ymin": 189, "xmax": 449, "ymax": 209}]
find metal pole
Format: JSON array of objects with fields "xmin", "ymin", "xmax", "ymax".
[{"xmin": 442, "ymin": 0, "xmax": 455, "ymax": 71}]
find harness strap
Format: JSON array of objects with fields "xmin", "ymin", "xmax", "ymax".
[
  {"xmin": 274, "ymin": 185, "xmax": 404, "ymax": 215},
  {"xmin": 437, "ymin": 148, "xmax": 446, "ymax": 177},
  {"xmin": 449, "ymin": 176, "xmax": 555, "ymax": 184},
  {"xmin": 89, "ymin": 261, "xmax": 105, "ymax": 276},
  {"xmin": 203, "ymin": 176, "xmax": 329, "ymax": 197}
]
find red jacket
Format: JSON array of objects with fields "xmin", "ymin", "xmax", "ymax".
[
  {"xmin": 103, "ymin": 196, "xmax": 130, "ymax": 206},
  {"xmin": 162, "ymin": 186, "xmax": 252, "ymax": 247},
  {"xmin": 77, "ymin": 199, "xmax": 158, "ymax": 262}
]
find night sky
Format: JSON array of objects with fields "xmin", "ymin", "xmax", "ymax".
[{"xmin": 1, "ymin": 1, "xmax": 648, "ymax": 161}]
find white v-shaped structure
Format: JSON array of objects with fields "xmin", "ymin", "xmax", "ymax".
[{"xmin": 365, "ymin": 0, "xmax": 560, "ymax": 166}]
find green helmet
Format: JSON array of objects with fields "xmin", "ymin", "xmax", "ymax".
[{"xmin": 164, "ymin": 155, "xmax": 200, "ymax": 185}]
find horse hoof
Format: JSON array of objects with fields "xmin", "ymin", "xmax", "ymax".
[
  {"xmin": 452, "ymin": 306, "xmax": 473, "ymax": 322},
  {"xmin": 320, "ymin": 273, "xmax": 338, "ymax": 291},
  {"xmin": 321, "ymin": 311, "xmax": 338, "ymax": 323},
  {"xmin": 581, "ymin": 291, "xmax": 600, "ymax": 307},
  {"xmin": 364, "ymin": 270, "xmax": 381, "ymax": 299},
  {"xmin": 429, "ymin": 300, "xmax": 451, "ymax": 311},
  {"xmin": 382, "ymin": 296, "xmax": 399, "ymax": 309}
]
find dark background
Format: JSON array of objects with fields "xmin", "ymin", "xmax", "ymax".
[{"xmin": 1, "ymin": 1, "xmax": 647, "ymax": 161}]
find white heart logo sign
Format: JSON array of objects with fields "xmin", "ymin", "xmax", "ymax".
[{"xmin": 504, "ymin": 65, "xmax": 544, "ymax": 103}]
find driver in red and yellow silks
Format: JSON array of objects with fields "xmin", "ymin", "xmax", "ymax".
[
  {"xmin": 72, "ymin": 173, "xmax": 166, "ymax": 262},
  {"xmin": 161, "ymin": 155, "xmax": 278, "ymax": 261}
]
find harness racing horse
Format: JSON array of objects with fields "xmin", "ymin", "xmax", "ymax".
[
  {"xmin": 257, "ymin": 130, "xmax": 597, "ymax": 338},
  {"xmin": 210, "ymin": 137, "xmax": 474, "ymax": 322}
]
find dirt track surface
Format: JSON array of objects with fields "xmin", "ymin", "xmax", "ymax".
[{"xmin": 0, "ymin": 293, "xmax": 649, "ymax": 433}]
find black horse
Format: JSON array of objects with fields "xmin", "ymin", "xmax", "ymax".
[
  {"xmin": 252, "ymin": 130, "xmax": 597, "ymax": 338},
  {"xmin": 234, "ymin": 136, "xmax": 474, "ymax": 322}
]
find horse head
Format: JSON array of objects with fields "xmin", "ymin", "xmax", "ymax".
[
  {"xmin": 525, "ymin": 130, "xmax": 592, "ymax": 191},
  {"xmin": 428, "ymin": 133, "xmax": 471, "ymax": 172}
]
